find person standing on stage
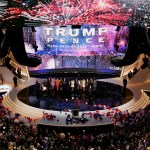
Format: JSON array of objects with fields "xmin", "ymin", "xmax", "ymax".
[
  {"xmin": 85, "ymin": 78, "xmax": 89, "ymax": 90},
  {"xmin": 13, "ymin": 76, "xmax": 18, "ymax": 87},
  {"xmin": 82, "ymin": 78, "xmax": 86, "ymax": 91},
  {"xmin": 35, "ymin": 80, "xmax": 41, "ymax": 98},
  {"xmin": 123, "ymin": 76, "xmax": 127, "ymax": 89},
  {"xmin": 59, "ymin": 78, "xmax": 63, "ymax": 90},
  {"xmin": 93, "ymin": 77, "xmax": 97, "ymax": 91},
  {"xmin": 46, "ymin": 78, "xmax": 51, "ymax": 94},
  {"xmin": 71, "ymin": 79, "xmax": 75, "ymax": 91},
  {"xmin": 62, "ymin": 78, "xmax": 66, "ymax": 91},
  {"xmin": 17, "ymin": 67, "xmax": 22, "ymax": 78},
  {"xmin": 78, "ymin": 79, "xmax": 81, "ymax": 90},
  {"xmin": 75, "ymin": 79, "xmax": 78, "ymax": 91},
  {"xmin": 56, "ymin": 78, "xmax": 60, "ymax": 91},
  {"xmin": 123, "ymin": 76, "xmax": 127, "ymax": 98},
  {"xmin": 51, "ymin": 78, "xmax": 55, "ymax": 90},
  {"xmin": 89, "ymin": 78, "xmax": 94, "ymax": 91},
  {"xmin": 41, "ymin": 83, "xmax": 47, "ymax": 94},
  {"xmin": 80, "ymin": 79, "xmax": 83, "ymax": 90}
]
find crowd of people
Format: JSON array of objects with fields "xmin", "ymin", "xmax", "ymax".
[
  {"xmin": 0, "ymin": 92, "xmax": 150, "ymax": 149},
  {"xmin": 35, "ymin": 77, "xmax": 97, "ymax": 94},
  {"xmin": 35, "ymin": 77, "xmax": 98, "ymax": 109},
  {"xmin": 38, "ymin": 104, "xmax": 150, "ymax": 150}
]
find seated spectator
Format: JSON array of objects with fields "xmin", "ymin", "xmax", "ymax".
[
  {"xmin": 80, "ymin": 116, "xmax": 88, "ymax": 123},
  {"xmin": 66, "ymin": 114, "xmax": 72, "ymax": 125}
]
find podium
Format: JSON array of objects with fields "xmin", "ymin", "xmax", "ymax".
[{"xmin": 72, "ymin": 109, "xmax": 79, "ymax": 118}]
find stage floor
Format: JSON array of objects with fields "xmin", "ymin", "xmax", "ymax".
[{"xmin": 17, "ymin": 79, "xmax": 133, "ymax": 111}]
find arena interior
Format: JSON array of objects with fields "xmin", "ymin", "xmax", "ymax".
[{"xmin": 0, "ymin": 0, "xmax": 150, "ymax": 149}]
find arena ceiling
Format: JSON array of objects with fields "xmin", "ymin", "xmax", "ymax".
[{"xmin": 0, "ymin": 0, "xmax": 150, "ymax": 27}]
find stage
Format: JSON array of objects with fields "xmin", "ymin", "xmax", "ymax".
[
  {"xmin": 1, "ymin": 74, "xmax": 150, "ymax": 127},
  {"xmin": 17, "ymin": 79, "xmax": 133, "ymax": 111}
]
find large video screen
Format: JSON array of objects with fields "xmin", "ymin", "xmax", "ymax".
[{"xmin": 24, "ymin": 25, "xmax": 129, "ymax": 70}]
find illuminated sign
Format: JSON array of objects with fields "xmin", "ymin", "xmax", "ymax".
[{"xmin": 35, "ymin": 25, "xmax": 128, "ymax": 56}]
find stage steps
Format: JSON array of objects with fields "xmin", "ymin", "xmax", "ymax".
[
  {"xmin": 2, "ymin": 88, "xmax": 150, "ymax": 120},
  {"xmin": 118, "ymin": 90, "xmax": 150, "ymax": 113},
  {"xmin": 2, "ymin": 94, "xmax": 43, "ymax": 119}
]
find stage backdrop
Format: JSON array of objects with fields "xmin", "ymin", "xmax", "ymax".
[{"xmin": 23, "ymin": 25, "xmax": 129, "ymax": 71}]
